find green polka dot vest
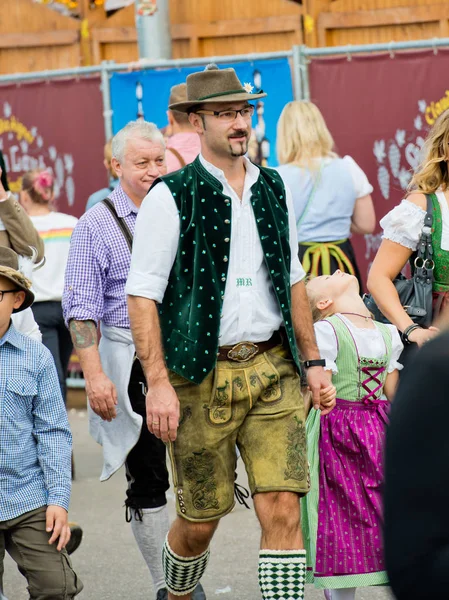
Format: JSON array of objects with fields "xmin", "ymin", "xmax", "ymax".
[{"xmin": 153, "ymin": 156, "xmax": 300, "ymax": 384}]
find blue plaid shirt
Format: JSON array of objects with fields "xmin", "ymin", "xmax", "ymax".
[{"xmin": 0, "ymin": 324, "xmax": 72, "ymax": 521}]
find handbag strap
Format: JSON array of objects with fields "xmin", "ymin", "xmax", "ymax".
[
  {"xmin": 412, "ymin": 194, "xmax": 434, "ymax": 281},
  {"xmin": 102, "ymin": 197, "xmax": 133, "ymax": 252},
  {"xmin": 296, "ymin": 162, "xmax": 323, "ymax": 229}
]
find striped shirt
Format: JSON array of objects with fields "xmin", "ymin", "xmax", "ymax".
[
  {"xmin": 0, "ymin": 324, "xmax": 72, "ymax": 521},
  {"xmin": 62, "ymin": 184, "xmax": 137, "ymax": 328}
]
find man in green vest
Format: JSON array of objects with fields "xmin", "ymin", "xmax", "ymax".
[{"xmin": 126, "ymin": 64, "xmax": 336, "ymax": 600}]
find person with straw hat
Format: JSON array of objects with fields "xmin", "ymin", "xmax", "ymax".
[
  {"xmin": 126, "ymin": 64, "xmax": 335, "ymax": 600},
  {"xmin": 0, "ymin": 246, "xmax": 82, "ymax": 600}
]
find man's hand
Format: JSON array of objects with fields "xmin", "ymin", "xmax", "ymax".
[
  {"xmin": 46, "ymin": 505, "xmax": 70, "ymax": 552},
  {"xmin": 146, "ymin": 379, "xmax": 180, "ymax": 443},
  {"xmin": 307, "ymin": 367, "xmax": 336, "ymax": 413},
  {"xmin": 85, "ymin": 372, "xmax": 118, "ymax": 421}
]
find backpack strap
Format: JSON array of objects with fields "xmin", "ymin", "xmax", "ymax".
[
  {"xmin": 102, "ymin": 197, "xmax": 133, "ymax": 252},
  {"xmin": 166, "ymin": 146, "xmax": 186, "ymax": 168}
]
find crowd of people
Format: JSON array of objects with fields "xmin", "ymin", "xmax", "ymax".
[{"xmin": 1, "ymin": 63, "xmax": 448, "ymax": 600}]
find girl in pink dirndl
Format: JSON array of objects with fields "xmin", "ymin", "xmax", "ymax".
[{"xmin": 302, "ymin": 270, "xmax": 403, "ymax": 600}]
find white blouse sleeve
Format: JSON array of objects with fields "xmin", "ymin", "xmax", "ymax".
[
  {"xmin": 379, "ymin": 200, "xmax": 426, "ymax": 251},
  {"xmin": 386, "ymin": 325, "xmax": 404, "ymax": 373},
  {"xmin": 314, "ymin": 320, "xmax": 338, "ymax": 373},
  {"xmin": 342, "ymin": 155, "xmax": 373, "ymax": 198}
]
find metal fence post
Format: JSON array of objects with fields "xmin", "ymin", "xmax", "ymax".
[
  {"xmin": 101, "ymin": 61, "xmax": 113, "ymax": 142},
  {"xmin": 292, "ymin": 45, "xmax": 310, "ymax": 101}
]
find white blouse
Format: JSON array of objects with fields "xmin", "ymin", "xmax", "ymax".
[
  {"xmin": 380, "ymin": 191, "xmax": 449, "ymax": 251},
  {"xmin": 314, "ymin": 314, "xmax": 403, "ymax": 374}
]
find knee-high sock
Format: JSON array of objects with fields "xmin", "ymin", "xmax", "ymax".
[
  {"xmin": 259, "ymin": 549, "xmax": 306, "ymax": 600},
  {"xmin": 130, "ymin": 505, "xmax": 169, "ymax": 592},
  {"xmin": 329, "ymin": 588, "xmax": 356, "ymax": 600}
]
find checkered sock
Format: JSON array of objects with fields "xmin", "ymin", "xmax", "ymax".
[{"xmin": 259, "ymin": 549, "xmax": 307, "ymax": 600}]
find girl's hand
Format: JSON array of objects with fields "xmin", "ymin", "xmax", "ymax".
[{"xmin": 318, "ymin": 384, "xmax": 336, "ymax": 415}]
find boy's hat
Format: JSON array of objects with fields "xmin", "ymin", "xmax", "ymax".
[
  {"xmin": 168, "ymin": 64, "xmax": 267, "ymax": 113},
  {"xmin": 0, "ymin": 247, "xmax": 34, "ymax": 312}
]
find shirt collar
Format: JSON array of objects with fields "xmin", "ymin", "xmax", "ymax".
[
  {"xmin": 109, "ymin": 183, "xmax": 139, "ymax": 217},
  {"xmin": 199, "ymin": 154, "xmax": 260, "ymax": 188},
  {"xmin": 0, "ymin": 323, "xmax": 23, "ymax": 349}
]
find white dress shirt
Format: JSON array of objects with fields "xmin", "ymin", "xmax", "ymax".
[{"xmin": 126, "ymin": 155, "xmax": 305, "ymax": 345}]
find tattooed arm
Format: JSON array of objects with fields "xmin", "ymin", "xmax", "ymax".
[{"xmin": 69, "ymin": 320, "xmax": 117, "ymax": 421}]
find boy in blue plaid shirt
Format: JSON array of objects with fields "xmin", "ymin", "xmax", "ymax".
[{"xmin": 0, "ymin": 247, "xmax": 82, "ymax": 599}]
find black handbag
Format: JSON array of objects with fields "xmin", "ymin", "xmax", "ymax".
[{"xmin": 363, "ymin": 194, "xmax": 434, "ymax": 327}]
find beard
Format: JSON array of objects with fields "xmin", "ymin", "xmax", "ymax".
[{"xmin": 228, "ymin": 131, "xmax": 248, "ymax": 157}]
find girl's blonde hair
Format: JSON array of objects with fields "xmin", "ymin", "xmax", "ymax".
[
  {"xmin": 276, "ymin": 101, "xmax": 337, "ymax": 169},
  {"xmin": 409, "ymin": 109, "xmax": 449, "ymax": 193}
]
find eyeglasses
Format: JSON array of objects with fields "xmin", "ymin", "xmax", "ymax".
[
  {"xmin": 196, "ymin": 105, "xmax": 255, "ymax": 122},
  {"xmin": 0, "ymin": 290, "xmax": 20, "ymax": 302}
]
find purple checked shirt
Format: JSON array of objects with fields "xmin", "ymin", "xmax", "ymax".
[{"xmin": 62, "ymin": 184, "xmax": 137, "ymax": 329}]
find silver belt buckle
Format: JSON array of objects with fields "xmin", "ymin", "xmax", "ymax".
[{"xmin": 227, "ymin": 342, "xmax": 259, "ymax": 362}]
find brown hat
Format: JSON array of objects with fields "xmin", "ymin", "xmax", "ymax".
[
  {"xmin": 168, "ymin": 64, "xmax": 267, "ymax": 113},
  {"xmin": 0, "ymin": 247, "xmax": 34, "ymax": 312}
]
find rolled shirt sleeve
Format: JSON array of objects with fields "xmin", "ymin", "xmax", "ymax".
[
  {"xmin": 62, "ymin": 217, "xmax": 107, "ymax": 325},
  {"xmin": 125, "ymin": 182, "xmax": 180, "ymax": 303}
]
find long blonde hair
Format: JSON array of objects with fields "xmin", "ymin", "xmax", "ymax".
[
  {"xmin": 409, "ymin": 109, "xmax": 449, "ymax": 193},
  {"xmin": 276, "ymin": 101, "xmax": 337, "ymax": 169}
]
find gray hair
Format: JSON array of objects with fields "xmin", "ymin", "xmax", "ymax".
[{"xmin": 112, "ymin": 120, "xmax": 165, "ymax": 162}]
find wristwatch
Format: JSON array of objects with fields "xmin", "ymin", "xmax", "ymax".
[{"xmin": 303, "ymin": 359, "xmax": 326, "ymax": 369}]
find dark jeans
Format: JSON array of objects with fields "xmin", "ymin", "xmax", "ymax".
[
  {"xmin": 125, "ymin": 358, "xmax": 170, "ymax": 512},
  {"xmin": 31, "ymin": 301, "xmax": 73, "ymax": 404}
]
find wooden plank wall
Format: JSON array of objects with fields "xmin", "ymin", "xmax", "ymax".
[
  {"xmin": 304, "ymin": 0, "xmax": 449, "ymax": 47},
  {"xmin": 0, "ymin": 0, "xmax": 80, "ymax": 75},
  {"xmin": 89, "ymin": 0, "xmax": 304, "ymax": 64},
  {"xmin": 169, "ymin": 0, "xmax": 304, "ymax": 58},
  {"xmin": 2, "ymin": 0, "xmax": 449, "ymax": 75}
]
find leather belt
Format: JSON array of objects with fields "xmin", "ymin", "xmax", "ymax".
[{"xmin": 217, "ymin": 331, "xmax": 283, "ymax": 362}]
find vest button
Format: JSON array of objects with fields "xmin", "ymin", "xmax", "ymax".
[
  {"xmin": 221, "ymin": 277, "xmax": 226, "ymax": 282},
  {"xmin": 223, "ymin": 257, "xmax": 228, "ymax": 262},
  {"xmin": 224, "ymin": 237, "xmax": 230, "ymax": 242},
  {"xmin": 224, "ymin": 219, "xmax": 230, "ymax": 224}
]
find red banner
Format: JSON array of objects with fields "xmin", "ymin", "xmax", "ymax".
[
  {"xmin": 309, "ymin": 49, "xmax": 449, "ymax": 282},
  {"xmin": 0, "ymin": 77, "xmax": 106, "ymax": 218}
]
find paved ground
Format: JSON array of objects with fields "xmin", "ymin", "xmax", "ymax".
[{"xmin": 4, "ymin": 410, "xmax": 394, "ymax": 600}]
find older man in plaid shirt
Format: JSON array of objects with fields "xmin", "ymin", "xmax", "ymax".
[{"xmin": 63, "ymin": 120, "xmax": 205, "ymax": 600}]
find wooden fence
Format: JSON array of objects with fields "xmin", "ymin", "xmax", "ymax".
[{"xmin": 1, "ymin": 0, "xmax": 449, "ymax": 75}]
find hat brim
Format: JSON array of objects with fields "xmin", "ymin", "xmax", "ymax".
[
  {"xmin": 0, "ymin": 270, "xmax": 35, "ymax": 313},
  {"xmin": 169, "ymin": 91, "xmax": 267, "ymax": 113}
]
